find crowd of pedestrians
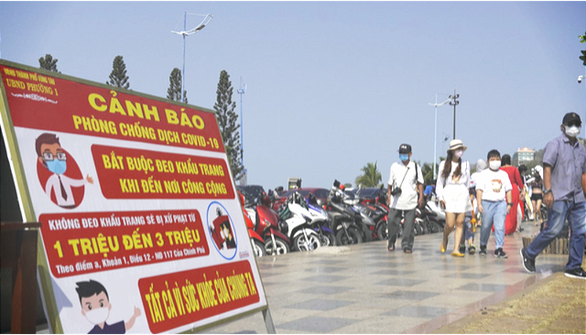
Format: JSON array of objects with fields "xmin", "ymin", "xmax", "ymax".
[{"xmin": 386, "ymin": 112, "xmax": 586, "ymax": 280}]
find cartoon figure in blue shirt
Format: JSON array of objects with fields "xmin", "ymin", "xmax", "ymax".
[{"xmin": 76, "ymin": 279, "xmax": 141, "ymax": 334}]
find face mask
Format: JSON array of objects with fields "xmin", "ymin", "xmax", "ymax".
[
  {"xmin": 489, "ymin": 160, "xmax": 501, "ymax": 171},
  {"xmin": 84, "ymin": 306, "xmax": 110, "ymax": 325},
  {"xmin": 46, "ymin": 159, "xmax": 67, "ymax": 174},
  {"xmin": 399, "ymin": 154, "xmax": 409, "ymax": 162},
  {"xmin": 453, "ymin": 150, "xmax": 464, "ymax": 159},
  {"xmin": 565, "ymin": 125, "xmax": 580, "ymax": 138}
]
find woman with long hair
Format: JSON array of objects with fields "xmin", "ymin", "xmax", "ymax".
[
  {"xmin": 500, "ymin": 154, "xmax": 524, "ymax": 235},
  {"xmin": 529, "ymin": 166, "xmax": 544, "ymax": 226},
  {"xmin": 436, "ymin": 139, "xmax": 472, "ymax": 257}
]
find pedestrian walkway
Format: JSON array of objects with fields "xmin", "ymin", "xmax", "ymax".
[
  {"xmin": 432, "ymin": 266, "xmax": 586, "ymax": 333},
  {"xmin": 207, "ymin": 224, "xmax": 573, "ymax": 334}
]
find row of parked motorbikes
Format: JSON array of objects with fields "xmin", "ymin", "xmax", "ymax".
[{"xmin": 238, "ymin": 180, "xmax": 448, "ymax": 257}]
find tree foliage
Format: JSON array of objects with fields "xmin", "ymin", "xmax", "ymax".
[
  {"xmin": 580, "ymin": 31, "xmax": 586, "ymax": 66},
  {"xmin": 419, "ymin": 162, "xmax": 436, "ymax": 186},
  {"xmin": 214, "ymin": 70, "xmax": 244, "ymax": 181},
  {"xmin": 355, "ymin": 162, "xmax": 382, "ymax": 188},
  {"xmin": 167, "ymin": 68, "xmax": 187, "ymax": 103},
  {"xmin": 39, "ymin": 54, "xmax": 59, "ymax": 73},
  {"xmin": 106, "ymin": 55, "xmax": 130, "ymax": 89}
]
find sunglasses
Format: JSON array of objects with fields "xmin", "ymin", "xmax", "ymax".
[{"xmin": 565, "ymin": 122, "xmax": 582, "ymax": 128}]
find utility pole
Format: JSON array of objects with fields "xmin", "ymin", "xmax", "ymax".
[
  {"xmin": 171, "ymin": 13, "xmax": 213, "ymax": 103},
  {"xmin": 237, "ymin": 77, "xmax": 246, "ymax": 166},
  {"xmin": 449, "ymin": 89, "xmax": 460, "ymax": 139},
  {"xmin": 429, "ymin": 94, "xmax": 451, "ymax": 180}
]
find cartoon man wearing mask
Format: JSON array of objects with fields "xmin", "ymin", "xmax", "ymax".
[
  {"xmin": 75, "ymin": 279, "xmax": 141, "ymax": 334},
  {"xmin": 35, "ymin": 133, "xmax": 93, "ymax": 208}
]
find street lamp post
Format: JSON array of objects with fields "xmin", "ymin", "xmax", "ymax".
[
  {"xmin": 237, "ymin": 77, "xmax": 247, "ymax": 185},
  {"xmin": 449, "ymin": 89, "xmax": 460, "ymax": 140},
  {"xmin": 172, "ymin": 13, "xmax": 213, "ymax": 103},
  {"xmin": 578, "ymin": 75, "xmax": 586, "ymax": 136},
  {"xmin": 428, "ymin": 94, "xmax": 451, "ymax": 180}
]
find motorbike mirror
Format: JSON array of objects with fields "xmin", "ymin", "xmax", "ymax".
[{"xmin": 333, "ymin": 180, "xmax": 340, "ymax": 188}]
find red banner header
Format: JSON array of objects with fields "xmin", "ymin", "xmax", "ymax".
[{"xmin": 1, "ymin": 65, "xmax": 224, "ymax": 153}]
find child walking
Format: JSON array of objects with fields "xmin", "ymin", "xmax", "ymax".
[
  {"xmin": 476, "ymin": 149, "xmax": 513, "ymax": 258},
  {"xmin": 459, "ymin": 181, "xmax": 478, "ymax": 254}
]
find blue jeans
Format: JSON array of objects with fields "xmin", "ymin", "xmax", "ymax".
[
  {"xmin": 526, "ymin": 200, "xmax": 586, "ymax": 270},
  {"xmin": 480, "ymin": 201, "xmax": 506, "ymax": 249},
  {"xmin": 459, "ymin": 215, "xmax": 475, "ymax": 246}
]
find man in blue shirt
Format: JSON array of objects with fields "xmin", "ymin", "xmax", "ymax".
[{"xmin": 521, "ymin": 112, "xmax": 586, "ymax": 279}]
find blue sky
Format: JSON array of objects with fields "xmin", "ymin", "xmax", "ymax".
[{"xmin": 1, "ymin": 1, "xmax": 585, "ymax": 191}]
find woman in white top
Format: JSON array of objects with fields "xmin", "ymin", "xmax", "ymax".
[{"xmin": 436, "ymin": 139, "xmax": 473, "ymax": 257}]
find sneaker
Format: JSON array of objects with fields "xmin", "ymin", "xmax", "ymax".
[
  {"xmin": 459, "ymin": 244, "xmax": 466, "ymax": 254},
  {"xmin": 479, "ymin": 245, "xmax": 487, "ymax": 256},
  {"xmin": 520, "ymin": 248, "xmax": 536, "ymax": 273},
  {"xmin": 564, "ymin": 267, "xmax": 586, "ymax": 279},
  {"xmin": 468, "ymin": 245, "xmax": 476, "ymax": 255},
  {"xmin": 494, "ymin": 248, "xmax": 508, "ymax": 258}
]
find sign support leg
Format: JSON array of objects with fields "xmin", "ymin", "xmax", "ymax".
[{"xmin": 262, "ymin": 308, "xmax": 276, "ymax": 334}]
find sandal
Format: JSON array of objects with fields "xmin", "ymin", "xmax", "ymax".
[
  {"xmin": 403, "ymin": 248, "xmax": 412, "ymax": 254},
  {"xmin": 388, "ymin": 244, "xmax": 395, "ymax": 252},
  {"xmin": 440, "ymin": 238, "xmax": 448, "ymax": 253}
]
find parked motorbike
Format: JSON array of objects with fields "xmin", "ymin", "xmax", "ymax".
[
  {"xmin": 242, "ymin": 190, "xmax": 291, "ymax": 256},
  {"xmin": 238, "ymin": 191, "xmax": 266, "ymax": 257},
  {"xmin": 426, "ymin": 200, "xmax": 446, "ymax": 221},
  {"xmin": 306, "ymin": 193, "xmax": 337, "ymax": 246},
  {"xmin": 376, "ymin": 208, "xmax": 428, "ymax": 239},
  {"xmin": 337, "ymin": 185, "xmax": 376, "ymax": 241},
  {"xmin": 356, "ymin": 186, "xmax": 389, "ymax": 241},
  {"xmin": 420, "ymin": 203, "xmax": 444, "ymax": 234},
  {"xmin": 278, "ymin": 192, "xmax": 322, "ymax": 251},
  {"xmin": 352, "ymin": 203, "xmax": 378, "ymax": 241},
  {"xmin": 327, "ymin": 180, "xmax": 364, "ymax": 245}
]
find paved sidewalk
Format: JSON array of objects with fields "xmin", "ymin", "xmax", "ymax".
[
  {"xmin": 432, "ymin": 265, "xmax": 586, "ymax": 334},
  {"xmin": 207, "ymin": 224, "xmax": 578, "ymax": 334}
]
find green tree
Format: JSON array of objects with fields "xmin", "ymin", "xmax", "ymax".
[
  {"xmin": 419, "ymin": 162, "xmax": 435, "ymax": 186},
  {"xmin": 355, "ymin": 162, "xmax": 382, "ymax": 187},
  {"xmin": 38, "ymin": 54, "xmax": 59, "ymax": 73},
  {"xmin": 166, "ymin": 68, "xmax": 188, "ymax": 103},
  {"xmin": 214, "ymin": 70, "xmax": 243, "ymax": 181},
  {"xmin": 580, "ymin": 32, "xmax": 586, "ymax": 66},
  {"xmin": 106, "ymin": 55, "xmax": 130, "ymax": 89}
]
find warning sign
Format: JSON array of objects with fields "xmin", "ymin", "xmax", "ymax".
[{"xmin": 0, "ymin": 60, "xmax": 267, "ymax": 334}]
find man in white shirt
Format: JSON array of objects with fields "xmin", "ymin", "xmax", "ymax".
[
  {"xmin": 476, "ymin": 150, "xmax": 513, "ymax": 258},
  {"xmin": 387, "ymin": 143, "xmax": 424, "ymax": 253}
]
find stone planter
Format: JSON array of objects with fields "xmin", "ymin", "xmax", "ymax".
[{"xmin": 522, "ymin": 237, "xmax": 569, "ymax": 255}]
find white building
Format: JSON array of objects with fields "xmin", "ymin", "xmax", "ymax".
[{"xmin": 515, "ymin": 147, "xmax": 535, "ymax": 164}]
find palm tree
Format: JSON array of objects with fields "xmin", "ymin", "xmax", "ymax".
[
  {"xmin": 355, "ymin": 162, "xmax": 382, "ymax": 188},
  {"xmin": 419, "ymin": 162, "xmax": 435, "ymax": 185}
]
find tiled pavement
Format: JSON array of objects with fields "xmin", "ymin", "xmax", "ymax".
[{"xmin": 207, "ymin": 223, "xmax": 568, "ymax": 334}]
